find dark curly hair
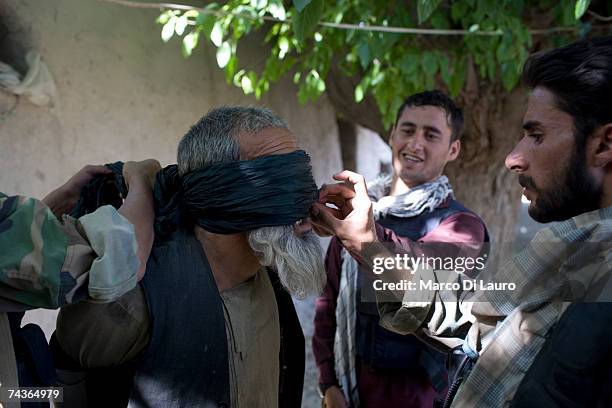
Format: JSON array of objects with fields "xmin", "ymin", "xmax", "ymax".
[{"xmin": 521, "ymin": 36, "xmax": 612, "ymax": 149}]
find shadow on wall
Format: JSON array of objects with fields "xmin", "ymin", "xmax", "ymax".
[{"xmin": 0, "ymin": 6, "xmax": 31, "ymax": 73}]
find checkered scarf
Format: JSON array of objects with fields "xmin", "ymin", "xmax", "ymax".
[
  {"xmin": 452, "ymin": 206, "xmax": 612, "ymax": 407},
  {"xmin": 334, "ymin": 174, "xmax": 453, "ymax": 407},
  {"xmin": 368, "ymin": 174, "xmax": 454, "ymax": 219}
]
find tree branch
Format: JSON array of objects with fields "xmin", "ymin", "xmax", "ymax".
[{"xmin": 97, "ymin": 0, "xmax": 607, "ymax": 36}]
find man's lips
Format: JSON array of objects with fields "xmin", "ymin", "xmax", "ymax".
[
  {"xmin": 522, "ymin": 187, "xmax": 532, "ymax": 200},
  {"xmin": 400, "ymin": 152, "xmax": 424, "ymax": 163},
  {"xmin": 517, "ymin": 175, "xmax": 537, "ymax": 201}
]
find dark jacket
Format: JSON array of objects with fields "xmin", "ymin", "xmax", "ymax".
[{"xmin": 511, "ymin": 302, "xmax": 612, "ymax": 408}]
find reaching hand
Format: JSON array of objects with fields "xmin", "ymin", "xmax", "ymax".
[
  {"xmin": 42, "ymin": 165, "xmax": 113, "ymax": 217},
  {"xmin": 123, "ymin": 159, "xmax": 161, "ymax": 190},
  {"xmin": 310, "ymin": 170, "xmax": 377, "ymax": 254}
]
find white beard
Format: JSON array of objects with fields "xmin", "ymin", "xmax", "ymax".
[{"xmin": 247, "ymin": 225, "xmax": 326, "ymax": 299}]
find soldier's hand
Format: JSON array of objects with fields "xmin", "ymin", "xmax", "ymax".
[
  {"xmin": 123, "ymin": 159, "xmax": 161, "ymax": 190},
  {"xmin": 43, "ymin": 165, "xmax": 112, "ymax": 217}
]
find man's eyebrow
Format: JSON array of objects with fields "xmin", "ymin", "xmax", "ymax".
[
  {"xmin": 399, "ymin": 121, "xmax": 442, "ymax": 135},
  {"xmin": 522, "ymin": 120, "xmax": 542, "ymax": 131},
  {"xmin": 423, "ymin": 125, "xmax": 441, "ymax": 135}
]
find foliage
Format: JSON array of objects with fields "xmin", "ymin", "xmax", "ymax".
[{"xmin": 156, "ymin": 0, "xmax": 597, "ymax": 128}]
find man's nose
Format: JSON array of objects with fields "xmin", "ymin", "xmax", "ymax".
[
  {"xmin": 505, "ymin": 141, "xmax": 529, "ymax": 174},
  {"xmin": 408, "ymin": 132, "xmax": 425, "ymax": 152}
]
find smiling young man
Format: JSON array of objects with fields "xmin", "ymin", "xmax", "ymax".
[
  {"xmin": 311, "ymin": 37, "xmax": 612, "ymax": 407},
  {"xmin": 313, "ymin": 91, "xmax": 488, "ymax": 408}
]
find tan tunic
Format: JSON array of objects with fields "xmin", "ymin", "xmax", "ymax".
[{"xmin": 220, "ymin": 269, "xmax": 280, "ymax": 408}]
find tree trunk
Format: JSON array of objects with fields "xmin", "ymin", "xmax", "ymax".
[
  {"xmin": 449, "ymin": 66, "xmax": 526, "ymax": 257},
  {"xmin": 336, "ymin": 117, "xmax": 358, "ymax": 172},
  {"xmin": 326, "ymin": 62, "xmax": 526, "ymax": 255}
]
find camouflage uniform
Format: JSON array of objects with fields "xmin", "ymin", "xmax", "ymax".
[{"xmin": 0, "ymin": 192, "xmax": 139, "ymax": 403}]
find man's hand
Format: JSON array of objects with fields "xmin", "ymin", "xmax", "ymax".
[
  {"xmin": 310, "ymin": 170, "xmax": 377, "ymax": 254},
  {"xmin": 123, "ymin": 159, "xmax": 161, "ymax": 190},
  {"xmin": 43, "ymin": 165, "xmax": 113, "ymax": 217},
  {"xmin": 323, "ymin": 386, "xmax": 347, "ymax": 408}
]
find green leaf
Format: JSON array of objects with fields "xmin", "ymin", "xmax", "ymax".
[
  {"xmin": 575, "ymin": 0, "xmax": 591, "ymax": 19},
  {"xmin": 292, "ymin": 0, "xmax": 324, "ymax": 42},
  {"xmin": 233, "ymin": 69, "xmax": 246, "ymax": 87},
  {"xmin": 449, "ymin": 58, "xmax": 466, "ymax": 96},
  {"xmin": 182, "ymin": 31, "xmax": 200, "ymax": 57},
  {"xmin": 210, "ymin": 22, "xmax": 224, "ymax": 47},
  {"xmin": 241, "ymin": 75, "xmax": 254, "ymax": 94},
  {"xmin": 175, "ymin": 15, "xmax": 188, "ymax": 36},
  {"xmin": 501, "ymin": 63, "xmax": 519, "ymax": 90},
  {"xmin": 496, "ymin": 33, "xmax": 513, "ymax": 62},
  {"xmin": 225, "ymin": 54, "xmax": 237, "ymax": 82},
  {"xmin": 417, "ymin": 0, "xmax": 443, "ymax": 25},
  {"xmin": 557, "ymin": 1, "xmax": 576, "ymax": 25},
  {"xmin": 439, "ymin": 55, "xmax": 451, "ymax": 86},
  {"xmin": 269, "ymin": 2, "xmax": 287, "ymax": 20},
  {"xmin": 255, "ymin": 79, "xmax": 269, "ymax": 99},
  {"xmin": 450, "ymin": 2, "xmax": 468, "ymax": 23},
  {"xmin": 161, "ymin": 17, "xmax": 176, "ymax": 42},
  {"xmin": 478, "ymin": 0, "xmax": 497, "ymax": 16},
  {"xmin": 216, "ymin": 42, "xmax": 232, "ymax": 68},
  {"xmin": 354, "ymin": 84, "xmax": 364, "ymax": 102},
  {"xmin": 184, "ymin": 10, "xmax": 199, "ymax": 19},
  {"xmin": 293, "ymin": 0, "xmax": 312, "ymax": 13},
  {"xmin": 315, "ymin": 76, "xmax": 326, "ymax": 92},
  {"xmin": 197, "ymin": 13, "xmax": 217, "ymax": 40},
  {"xmin": 157, "ymin": 11, "xmax": 173, "ymax": 25},
  {"xmin": 357, "ymin": 42, "xmax": 371, "ymax": 70},
  {"xmin": 278, "ymin": 36, "xmax": 290, "ymax": 59},
  {"xmin": 400, "ymin": 54, "xmax": 419, "ymax": 75},
  {"xmin": 422, "ymin": 51, "xmax": 438, "ymax": 74},
  {"xmin": 430, "ymin": 11, "xmax": 450, "ymax": 29},
  {"xmin": 251, "ymin": 0, "xmax": 267, "ymax": 8}
]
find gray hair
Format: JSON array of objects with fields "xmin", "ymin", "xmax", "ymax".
[{"xmin": 177, "ymin": 105, "xmax": 288, "ymax": 175}]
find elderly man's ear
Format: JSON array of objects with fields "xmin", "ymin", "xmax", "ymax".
[
  {"xmin": 293, "ymin": 218, "xmax": 313, "ymax": 236},
  {"xmin": 591, "ymin": 123, "xmax": 612, "ymax": 168}
]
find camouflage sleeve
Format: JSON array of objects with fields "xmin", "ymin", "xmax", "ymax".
[{"xmin": 0, "ymin": 193, "xmax": 138, "ymax": 311}]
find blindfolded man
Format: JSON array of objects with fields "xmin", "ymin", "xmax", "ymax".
[{"xmin": 54, "ymin": 106, "xmax": 327, "ymax": 408}]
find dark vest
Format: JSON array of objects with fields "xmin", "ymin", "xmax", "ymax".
[
  {"xmin": 129, "ymin": 228, "xmax": 304, "ymax": 408},
  {"xmin": 511, "ymin": 302, "xmax": 612, "ymax": 408},
  {"xmin": 355, "ymin": 199, "xmax": 487, "ymax": 390}
]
